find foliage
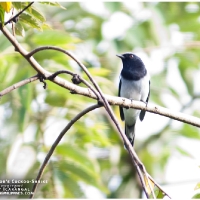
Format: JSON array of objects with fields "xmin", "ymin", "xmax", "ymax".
[{"xmin": 0, "ymin": 2, "xmax": 200, "ymax": 198}]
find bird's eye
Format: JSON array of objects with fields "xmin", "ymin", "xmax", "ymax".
[{"xmin": 129, "ymin": 54, "xmax": 134, "ymax": 59}]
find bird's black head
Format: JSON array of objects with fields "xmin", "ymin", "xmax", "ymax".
[{"xmin": 116, "ymin": 52, "xmax": 147, "ymax": 80}]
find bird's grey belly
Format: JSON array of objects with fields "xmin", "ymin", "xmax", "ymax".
[
  {"xmin": 123, "ymin": 108, "xmax": 140, "ymax": 125},
  {"xmin": 120, "ymin": 78, "xmax": 142, "ymax": 101},
  {"xmin": 120, "ymin": 78, "xmax": 145, "ymax": 126}
]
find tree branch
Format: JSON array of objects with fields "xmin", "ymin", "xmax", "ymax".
[
  {"xmin": 47, "ymin": 70, "xmax": 100, "ymax": 100},
  {"xmin": 0, "ymin": 28, "xmax": 199, "ymax": 129},
  {"xmin": 0, "ymin": 74, "xmax": 38, "ymax": 98},
  {"xmin": 1, "ymin": 72, "xmax": 200, "ymax": 130},
  {"xmin": 29, "ymin": 104, "xmax": 101, "ymax": 198}
]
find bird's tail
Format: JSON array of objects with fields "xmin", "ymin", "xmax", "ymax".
[{"xmin": 124, "ymin": 123, "xmax": 136, "ymax": 148}]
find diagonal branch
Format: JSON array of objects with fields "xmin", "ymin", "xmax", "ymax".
[
  {"xmin": 4, "ymin": 2, "xmax": 34, "ymax": 25},
  {"xmin": 29, "ymin": 103, "xmax": 101, "ymax": 198}
]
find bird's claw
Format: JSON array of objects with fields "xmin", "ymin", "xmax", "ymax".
[{"xmin": 141, "ymin": 100, "xmax": 148, "ymax": 107}]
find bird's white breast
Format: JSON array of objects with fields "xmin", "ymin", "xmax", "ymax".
[{"xmin": 120, "ymin": 74, "xmax": 149, "ymax": 125}]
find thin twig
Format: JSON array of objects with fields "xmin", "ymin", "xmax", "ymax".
[
  {"xmin": 47, "ymin": 70, "xmax": 74, "ymax": 78},
  {"xmin": 47, "ymin": 70, "xmax": 100, "ymax": 100},
  {"xmin": 29, "ymin": 104, "xmax": 101, "ymax": 199},
  {"xmin": 128, "ymin": 148, "xmax": 150, "ymax": 198},
  {"xmin": 4, "ymin": 2, "xmax": 34, "ymax": 25},
  {"xmin": 0, "ymin": 74, "xmax": 38, "ymax": 98}
]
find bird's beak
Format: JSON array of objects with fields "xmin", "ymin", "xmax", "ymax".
[{"xmin": 116, "ymin": 54, "xmax": 125, "ymax": 59}]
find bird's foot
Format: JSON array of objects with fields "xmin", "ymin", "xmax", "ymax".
[
  {"xmin": 140, "ymin": 100, "xmax": 148, "ymax": 107},
  {"xmin": 129, "ymin": 137, "xmax": 134, "ymax": 146},
  {"xmin": 125, "ymin": 99, "xmax": 134, "ymax": 109}
]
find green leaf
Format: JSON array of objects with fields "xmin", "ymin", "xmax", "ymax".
[
  {"xmin": 19, "ymin": 13, "xmax": 41, "ymax": 30},
  {"xmin": 63, "ymin": 162, "xmax": 96, "ymax": 185},
  {"xmin": 104, "ymin": 2, "xmax": 122, "ymax": 12},
  {"xmin": 181, "ymin": 124, "xmax": 200, "ymax": 139},
  {"xmin": 156, "ymin": 189, "xmax": 165, "ymax": 198},
  {"xmin": 26, "ymin": 6, "xmax": 46, "ymax": 22},
  {"xmin": 57, "ymin": 160, "xmax": 108, "ymax": 193},
  {"xmin": 74, "ymin": 122, "xmax": 112, "ymax": 146},
  {"xmin": 27, "ymin": 3, "xmax": 32, "ymax": 14},
  {"xmin": 39, "ymin": 2, "xmax": 66, "ymax": 9},
  {"xmin": 55, "ymin": 145, "xmax": 109, "ymax": 194},
  {"xmin": 15, "ymin": 22, "xmax": 25, "ymax": 37},
  {"xmin": 31, "ymin": 30, "xmax": 81, "ymax": 47},
  {"xmin": 168, "ymin": 86, "xmax": 180, "ymax": 99},
  {"xmin": 144, "ymin": 176, "xmax": 165, "ymax": 199},
  {"xmin": 12, "ymin": 2, "xmax": 30, "ymax": 11},
  {"xmin": 12, "ymin": 2, "xmax": 22, "ymax": 10},
  {"xmin": 176, "ymin": 146, "xmax": 193, "ymax": 158},
  {"xmin": 45, "ymin": 91, "xmax": 67, "ymax": 107},
  {"xmin": 192, "ymin": 193, "xmax": 200, "ymax": 199},
  {"xmin": 88, "ymin": 68, "xmax": 111, "ymax": 77},
  {"xmin": 18, "ymin": 80, "xmax": 33, "ymax": 132},
  {"xmin": 41, "ymin": 22, "xmax": 52, "ymax": 30},
  {"xmin": 56, "ymin": 144, "xmax": 98, "ymax": 176},
  {"xmin": 0, "ymin": 6, "xmax": 4, "ymax": 24},
  {"xmin": 54, "ymin": 169, "xmax": 84, "ymax": 198}
]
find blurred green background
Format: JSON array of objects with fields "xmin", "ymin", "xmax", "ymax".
[{"xmin": 0, "ymin": 2, "xmax": 200, "ymax": 198}]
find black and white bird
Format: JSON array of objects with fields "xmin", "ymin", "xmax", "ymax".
[{"xmin": 117, "ymin": 52, "xmax": 150, "ymax": 147}]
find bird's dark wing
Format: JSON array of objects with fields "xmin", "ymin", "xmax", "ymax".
[
  {"xmin": 139, "ymin": 80, "xmax": 150, "ymax": 121},
  {"xmin": 118, "ymin": 79, "xmax": 124, "ymax": 121}
]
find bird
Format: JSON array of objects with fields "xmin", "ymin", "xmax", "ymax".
[{"xmin": 117, "ymin": 52, "xmax": 150, "ymax": 148}]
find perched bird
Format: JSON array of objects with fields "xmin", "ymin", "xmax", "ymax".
[{"xmin": 117, "ymin": 52, "xmax": 150, "ymax": 147}]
